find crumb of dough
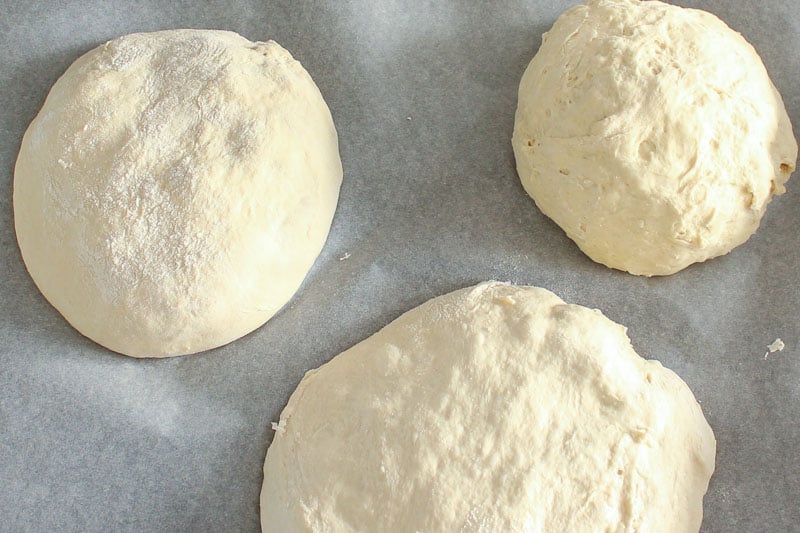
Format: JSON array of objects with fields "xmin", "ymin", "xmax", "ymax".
[
  {"xmin": 764, "ymin": 338, "xmax": 785, "ymax": 359},
  {"xmin": 339, "ymin": 252, "xmax": 351, "ymax": 261},
  {"xmin": 271, "ymin": 419, "xmax": 287, "ymax": 434},
  {"xmin": 768, "ymin": 339, "xmax": 785, "ymax": 352}
]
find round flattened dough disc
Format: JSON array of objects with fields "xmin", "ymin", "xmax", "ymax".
[
  {"xmin": 261, "ymin": 282, "xmax": 716, "ymax": 532},
  {"xmin": 512, "ymin": 0, "xmax": 797, "ymax": 276},
  {"xmin": 14, "ymin": 29, "xmax": 342, "ymax": 357}
]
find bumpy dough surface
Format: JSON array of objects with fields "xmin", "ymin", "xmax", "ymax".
[
  {"xmin": 14, "ymin": 30, "xmax": 342, "ymax": 357},
  {"xmin": 513, "ymin": 0, "xmax": 797, "ymax": 276},
  {"xmin": 261, "ymin": 282, "xmax": 716, "ymax": 532}
]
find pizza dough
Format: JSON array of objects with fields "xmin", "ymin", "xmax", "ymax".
[
  {"xmin": 14, "ymin": 30, "xmax": 342, "ymax": 357},
  {"xmin": 512, "ymin": 0, "xmax": 797, "ymax": 276},
  {"xmin": 261, "ymin": 282, "xmax": 716, "ymax": 532}
]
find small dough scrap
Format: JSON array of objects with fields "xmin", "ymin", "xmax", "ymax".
[
  {"xmin": 261, "ymin": 282, "xmax": 716, "ymax": 532},
  {"xmin": 513, "ymin": 0, "xmax": 797, "ymax": 276},
  {"xmin": 14, "ymin": 30, "xmax": 342, "ymax": 357}
]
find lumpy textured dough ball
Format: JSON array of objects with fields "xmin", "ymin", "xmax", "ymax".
[
  {"xmin": 261, "ymin": 282, "xmax": 716, "ymax": 532},
  {"xmin": 14, "ymin": 30, "xmax": 342, "ymax": 357},
  {"xmin": 512, "ymin": 0, "xmax": 797, "ymax": 276}
]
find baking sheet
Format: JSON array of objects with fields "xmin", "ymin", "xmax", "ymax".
[{"xmin": 1, "ymin": 1, "xmax": 798, "ymax": 531}]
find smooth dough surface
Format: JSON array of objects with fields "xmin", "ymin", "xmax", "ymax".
[
  {"xmin": 261, "ymin": 282, "xmax": 716, "ymax": 532},
  {"xmin": 14, "ymin": 30, "xmax": 342, "ymax": 357},
  {"xmin": 512, "ymin": 0, "xmax": 797, "ymax": 276}
]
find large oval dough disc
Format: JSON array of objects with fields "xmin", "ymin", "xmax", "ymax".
[{"xmin": 261, "ymin": 282, "xmax": 716, "ymax": 532}]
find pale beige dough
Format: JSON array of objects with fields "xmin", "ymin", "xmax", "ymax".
[
  {"xmin": 14, "ymin": 30, "xmax": 342, "ymax": 357},
  {"xmin": 513, "ymin": 0, "xmax": 797, "ymax": 276},
  {"xmin": 261, "ymin": 282, "xmax": 716, "ymax": 532}
]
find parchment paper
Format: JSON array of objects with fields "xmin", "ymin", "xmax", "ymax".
[{"xmin": 1, "ymin": 1, "xmax": 798, "ymax": 531}]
